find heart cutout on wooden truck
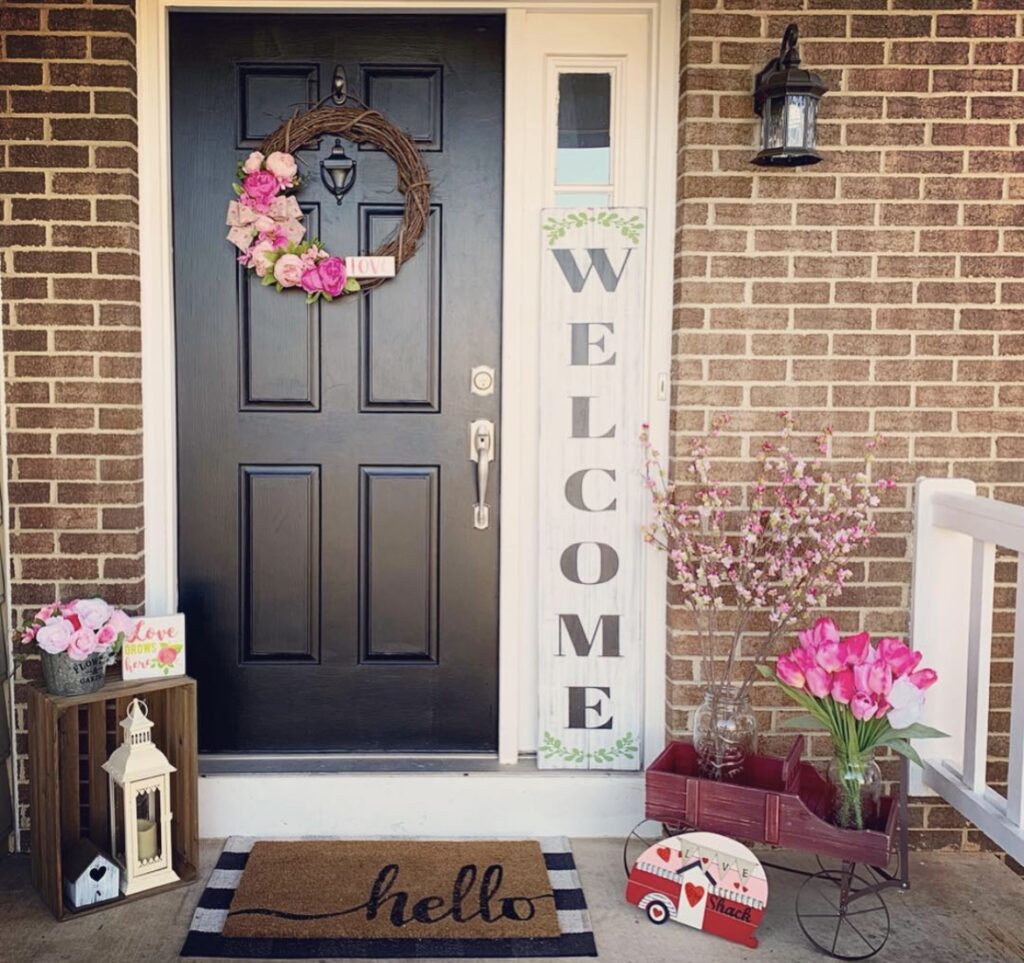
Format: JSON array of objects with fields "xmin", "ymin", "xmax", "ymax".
[{"xmin": 684, "ymin": 882, "xmax": 705, "ymax": 907}]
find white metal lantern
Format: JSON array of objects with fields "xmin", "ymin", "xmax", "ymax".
[{"xmin": 102, "ymin": 698, "xmax": 180, "ymax": 895}]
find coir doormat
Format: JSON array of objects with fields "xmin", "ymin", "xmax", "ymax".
[{"xmin": 181, "ymin": 836, "xmax": 597, "ymax": 958}]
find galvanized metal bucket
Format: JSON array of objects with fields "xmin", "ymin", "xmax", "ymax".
[{"xmin": 41, "ymin": 650, "xmax": 114, "ymax": 697}]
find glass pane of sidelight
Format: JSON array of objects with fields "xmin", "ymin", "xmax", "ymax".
[
  {"xmin": 556, "ymin": 73, "xmax": 612, "ymax": 186},
  {"xmin": 555, "ymin": 191, "xmax": 612, "ymax": 208}
]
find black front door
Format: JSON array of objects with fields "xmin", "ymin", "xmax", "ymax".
[{"xmin": 170, "ymin": 14, "xmax": 503, "ymax": 753}]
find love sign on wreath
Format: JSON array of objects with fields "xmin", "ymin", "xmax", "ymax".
[{"xmin": 225, "ymin": 92, "xmax": 431, "ymax": 303}]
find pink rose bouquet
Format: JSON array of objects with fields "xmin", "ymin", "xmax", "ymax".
[
  {"xmin": 15, "ymin": 598, "xmax": 134, "ymax": 663},
  {"xmin": 225, "ymin": 150, "xmax": 361, "ymax": 302},
  {"xmin": 759, "ymin": 616, "xmax": 945, "ymax": 828}
]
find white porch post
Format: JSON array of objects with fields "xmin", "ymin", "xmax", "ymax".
[{"xmin": 908, "ymin": 477, "xmax": 976, "ymax": 795}]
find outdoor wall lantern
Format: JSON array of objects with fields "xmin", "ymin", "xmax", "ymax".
[
  {"xmin": 752, "ymin": 23, "xmax": 828, "ymax": 167},
  {"xmin": 320, "ymin": 138, "xmax": 357, "ymax": 205}
]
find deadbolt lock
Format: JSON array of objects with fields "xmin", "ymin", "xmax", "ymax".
[{"xmin": 471, "ymin": 365, "xmax": 495, "ymax": 396}]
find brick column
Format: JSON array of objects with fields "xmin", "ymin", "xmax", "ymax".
[
  {"xmin": 673, "ymin": 2, "xmax": 1023, "ymax": 853},
  {"xmin": 0, "ymin": 1, "xmax": 142, "ymax": 844}
]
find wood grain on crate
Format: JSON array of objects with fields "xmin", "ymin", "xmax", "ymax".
[{"xmin": 27, "ymin": 674, "xmax": 199, "ymax": 920}]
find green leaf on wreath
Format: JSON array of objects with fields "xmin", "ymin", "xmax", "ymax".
[{"xmin": 344, "ymin": 277, "xmax": 361, "ymax": 293}]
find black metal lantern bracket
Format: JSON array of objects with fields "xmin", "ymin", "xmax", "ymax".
[
  {"xmin": 319, "ymin": 66, "xmax": 358, "ymax": 205},
  {"xmin": 752, "ymin": 23, "xmax": 828, "ymax": 168}
]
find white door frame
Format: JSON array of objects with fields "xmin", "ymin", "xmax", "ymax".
[{"xmin": 138, "ymin": 0, "xmax": 678, "ymax": 769}]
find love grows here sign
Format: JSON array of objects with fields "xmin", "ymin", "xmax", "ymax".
[
  {"xmin": 121, "ymin": 613, "xmax": 186, "ymax": 680},
  {"xmin": 537, "ymin": 208, "xmax": 646, "ymax": 770}
]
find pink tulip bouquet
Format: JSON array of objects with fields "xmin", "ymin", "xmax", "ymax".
[
  {"xmin": 759, "ymin": 616, "xmax": 945, "ymax": 829},
  {"xmin": 15, "ymin": 598, "xmax": 134, "ymax": 662}
]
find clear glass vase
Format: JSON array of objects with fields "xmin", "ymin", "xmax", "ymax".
[
  {"xmin": 827, "ymin": 751, "xmax": 882, "ymax": 830},
  {"xmin": 693, "ymin": 685, "xmax": 758, "ymax": 781}
]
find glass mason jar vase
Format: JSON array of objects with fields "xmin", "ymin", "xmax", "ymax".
[
  {"xmin": 827, "ymin": 751, "xmax": 882, "ymax": 830},
  {"xmin": 693, "ymin": 685, "xmax": 758, "ymax": 781}
]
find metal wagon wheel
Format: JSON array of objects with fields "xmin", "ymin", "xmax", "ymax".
[
  {"xmin": 621, "ymin": 819, "xmax": 690, "ymax": 877},
  {"xmin": 796, "ymin": 866, "xmax": 891, "ymax": 960}
]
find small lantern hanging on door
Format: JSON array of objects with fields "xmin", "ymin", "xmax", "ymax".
[
  {"xmin": 102, "ymin": 698, "xmax": 180, "ymax": 895},
  {"xmin": 752, "ymin": 23, "xmax": 828, "ymax": 167},
  {"xmin": 320, "ymin": 138, "xmax": 357, "ymax": 205}
]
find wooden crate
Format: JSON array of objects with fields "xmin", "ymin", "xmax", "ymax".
[{"xmin": 27, "ymin": 673, "xmax": 199, "ymax": 920}]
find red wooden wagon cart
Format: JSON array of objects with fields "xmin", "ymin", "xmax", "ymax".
[{"xmin": 626, "ymin": 736, "xmax": 910, "ymax": 960}]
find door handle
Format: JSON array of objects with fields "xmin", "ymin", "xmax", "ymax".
[{"xmin": 469, "ymin": 419, "xmax": 495, "ymax": 530}]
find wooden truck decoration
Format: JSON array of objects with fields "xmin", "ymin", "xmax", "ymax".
[
  {"xmin": 626, "ymin": 831, "xmax": 768, "ymax": 949},
  {"xmin": 63, "ymin": 838, "xmax": 120, "ymax": 910}
]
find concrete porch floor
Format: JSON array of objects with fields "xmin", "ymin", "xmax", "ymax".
[{"xmin": 2, "ymin": 840, "xmax": 1023, "ymax": 963}]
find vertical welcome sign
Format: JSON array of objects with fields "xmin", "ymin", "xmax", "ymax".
[{"xmin": 538, "ymin": 208, "xmax": 646, "ymax": 770}]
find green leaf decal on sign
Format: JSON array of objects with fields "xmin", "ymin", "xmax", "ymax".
[
  {"xmin": 539, "ymin": 730, "xmax": 638, "ymax": 764},
  {"xmin": 542, "ymin": 211, "xmax": 644, "ymax": 246}
]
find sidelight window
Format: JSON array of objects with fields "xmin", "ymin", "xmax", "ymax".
[{"xmin": 554, "ymin": 70, "xmax": 614, "ymax": 208}]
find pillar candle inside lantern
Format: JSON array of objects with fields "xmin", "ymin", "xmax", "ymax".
[{"xmin": 137, "ymin": 818, "xmax": 158, "ymax": 861}]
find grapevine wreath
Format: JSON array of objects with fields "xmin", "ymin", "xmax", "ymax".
[{"xmin": 225, "ymin": 101, "xmax": 431, "ymax": 302}]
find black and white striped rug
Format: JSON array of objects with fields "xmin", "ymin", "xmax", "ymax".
[{"xmin": 180, "ymin": 836, "xmax": 598, "ymax": 958}]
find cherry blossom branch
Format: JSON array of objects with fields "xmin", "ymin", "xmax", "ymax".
[{"xmin": 642, "ymin": 413, "xmax": 895, "ymax": 695}]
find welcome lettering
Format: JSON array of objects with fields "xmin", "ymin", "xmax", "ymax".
[{"xmin": 538, "ymin": 209, "xmax": 646, "ymax": 769}]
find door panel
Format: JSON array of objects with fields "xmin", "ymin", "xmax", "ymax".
[
  {"xmin": 360, "ymin": 466, "xmax": 439, "ymax": 663},
  {"xmin": 240, "ymin": 205, "xmax": 321, "ymax": 411},
  {"xmin": 240, "ymin": 465, "xmax": 321, "ymax": 663},
  {"xmin": 361, "ymin": 206, "xmax": 441, "ymax": 410},
  {"xmin": 170, "ymin": 14, "xmax": 503, "ymax": 753}
]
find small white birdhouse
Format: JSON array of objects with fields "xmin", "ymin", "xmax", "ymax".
[
  {"xmin": 63, "ymin": 838, "xmax": 120, "ymax": 910},
  {"xmin": 102, "ymin": 698, "xmax": 180, "ymax": 896}
]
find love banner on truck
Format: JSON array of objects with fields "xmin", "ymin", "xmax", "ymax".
[{"xmin": 537, "ymin": 208, "xmax": 646, "ymax": 770}]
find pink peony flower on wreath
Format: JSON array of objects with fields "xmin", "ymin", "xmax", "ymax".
[
  {"xmin": 300, "ymin": 255, "xmax": 347, "ymax": 298},
  {"xmin": 240, "ymin": 169, "xmax": 281, "ymax": 212},
  {"xmin": 759, "ymin": 616, "xmax": 946, "ymax": 829},
  {"xmin": 225, "ymin": 150, "xmax": 361, "ymax": 302},
  {"xmin": 273, "ymin": 253, "xmax": 306, "ymax": 289}
]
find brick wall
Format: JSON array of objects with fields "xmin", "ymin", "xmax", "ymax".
[
  {"xmin": 0, "ymin": 0, "xmax": 141, "ymax": 842},
  {"xmin": 672, "ymin": 1, "xmax": 1023, "ymax": 854},
  {"xmin": 1, "ymin": 0, "xmax": 1021, "ymax": 853}
]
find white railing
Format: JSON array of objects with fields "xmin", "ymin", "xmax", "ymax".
[{"xmin": 911, "ymin": 478, "xmax": 1024, "ymax": 862}]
